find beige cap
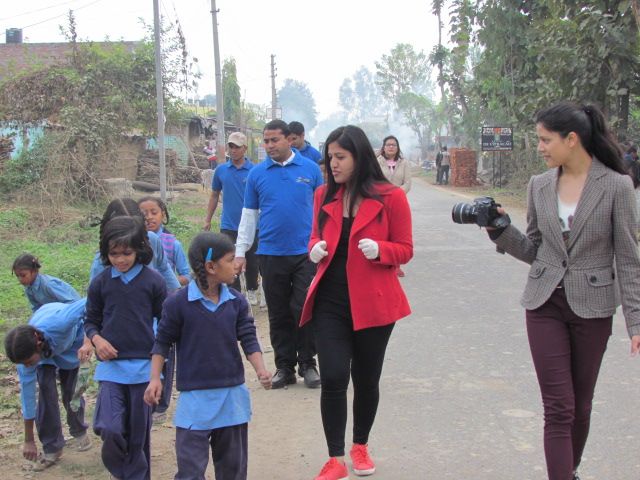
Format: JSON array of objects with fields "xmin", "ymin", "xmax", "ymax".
[{"xmin": 227, "ymin": 132, "xmax": 247, "ymax": 147}]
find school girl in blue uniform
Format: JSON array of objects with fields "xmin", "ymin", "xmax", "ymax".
[
  {"xmin": 88, "ymin": 198, "xmax": 180, "ymax": 291},
  {"xmin": 12, "ymin": 253, "xmax": 81, "ymax": 312},
  {"xmin": 138, "ymin": 196, "xmax": 190, "ymax": 423},
  {"xmin": 4, "ymin": 299, "xmax": 91, "ymax": 471},
  {"xmin": 138, "ymin": 196, "xmax": 191, "ymax": 286},
  {"xmin": 85, "ymin": 216, "xmax": 167, "ymax": 480},
  {"xmin": 144, "ymin": 232, "xmax": 272, "ymax": 480}
]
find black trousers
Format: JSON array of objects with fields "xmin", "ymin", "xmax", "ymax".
[
  {"xmin": 221, "ymin": 229, "xmax": 259, "ymax": 291},
  {"xmin": 312, "ymin": 301, "xmax": 394, "ymax": 457},
  {"xmin": 258, "ymin": 253, "xmax": 317, "ymax": 371}
]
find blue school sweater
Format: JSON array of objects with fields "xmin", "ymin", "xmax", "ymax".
[
  {"xmin": 85, "ymin": 265, "xmax": 167, "ymax": 360},
  {"xmin": 152, "ymin": 283, "xmax": 261, "ymax": 391}
]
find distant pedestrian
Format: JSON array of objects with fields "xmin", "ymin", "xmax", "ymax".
[
  {"xmin": 235, "ymin": 119, "xmax": 324, "ymax": 389},
  {"xmin": 4, "ymin": 299, "xmax": 92, "ymax": 471},
  {"xmin": 302, "ymin": 125, "xmax": 413, "ymax": 480},
  {"xmin": 485, "ymin": 102, "xmax": 640, "ymax": 480},
  {"xmin": 435, "ymin": 146, "xmax": 443, "ymax": 184},
  {"xmin": 289, "ymin": 121, "xmax": 322, "ymax": 165},
  {"xmin": 439, "ymin": 146, "xmax": 450, "ymax": 185},
  {"xmin": 12, "ymin": 253, "xmax": 80, "ymax": 312},
  {"xmin": 204, "ymin": 132, "xmax": 261, "ymax": 306},
  {"xmin": 144, "ymin": 232, "xmax": 272, "ymax": 480},
  {"xmin": 85, "ymin": 215, "xmax": 167, "ymax": 480},
  {"xmin": 377, "ymin": 135, "xmax": 411, "ymax": 193}
]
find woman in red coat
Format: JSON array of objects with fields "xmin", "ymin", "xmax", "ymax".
[{"xmin": 301, "ymin": 125, "xmax": 413, "ymax": 480}]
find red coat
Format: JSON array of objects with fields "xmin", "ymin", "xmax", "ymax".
[{"xmin": 300, "ymin": 183, "xmax": 413, "ymax": 330}]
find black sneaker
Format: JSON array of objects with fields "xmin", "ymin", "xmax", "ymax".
[
  {"xmin": 271, "ymin": 368, "xmax": 296, "ymax": 389},
  {"xmin": 299, "ymin": 365, "xmax": 321, "ymax": 389}
]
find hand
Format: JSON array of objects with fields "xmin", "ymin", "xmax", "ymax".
[
  {"xmin": 203, "ymin": 220, "xmax": 212, "ymax": 231},
  {"xmin": 486, "ymin": 207, "xmax": 508, "ymax": 232},
  {"xmin": 77, "ymin": 343, "xmax": 93, "ymax": 363},
  {"xmin": 144, "ymin": 379, "xmax": 163, "ymax": 406},
  {"xmin": 92, "ymin": 336, "xmax": 118, "ymax": 361},
  {"xmin": 358, "ymin": 238, "xmax": 379, "ymax": 260},
  {"xmin": 630, "ymin": 335, "xmax": 640, "ymax": 357},
  {"xmin": 23, "ymin": 440, "xmax": 38, "ymax": 461},
  {"xmin": 257, "ymin": 369, "xmax": 272, "ymax": 390},
  {"xmin": 235, "ymin": 257, "xmax": 246, "ymax": 274},
  {"xmin": 309, "ymin": 240, "xmax": 328, "ymax": 263}
]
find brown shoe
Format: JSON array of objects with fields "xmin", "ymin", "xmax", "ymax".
[{"xmin": 32, "ymin": 450, "xmax": 62, "ymax": 471}]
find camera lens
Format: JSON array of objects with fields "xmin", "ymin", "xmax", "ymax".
[{"xmin": 451, "ymin": 202, "xmax": 477, "ymax": 224}]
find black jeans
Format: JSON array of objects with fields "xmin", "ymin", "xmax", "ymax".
[
  {"xmin": 440, "ymin": 165, "xmax": 450, "ymax": 184},
  {"xmin": 258, "ymin": 254, "xmax": 317, "ymax": 371},
  {"xmin": 221, "ymin": 229, "xmax": 259, "ymax": 291},
  {"xmin": 312, "ymin": 301, "xmax": 394, "ymax": 457}
]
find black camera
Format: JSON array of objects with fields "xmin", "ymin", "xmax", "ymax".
[{"xmin": 451, "ymin": 196, "xmax": 511, "ymax": 229}]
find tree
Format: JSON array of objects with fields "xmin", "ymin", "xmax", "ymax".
[
  {"xmin": 222, "ymin": 58, "xmax": 241, "ymax": 125},
  {"xmin": 278, "ymin": 79, "xmax": 317, "ymax": 130},
  {"xmin": 339, "ymin": 66, "xmax": 387, "ymax": 122},
  {"xmin": 375, "ymin": 44, "xmax": 430, "ymax": 104}
]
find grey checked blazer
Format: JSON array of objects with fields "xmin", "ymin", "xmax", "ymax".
[{"xmin": 492, "ymin": 158, "xmax": 640, "ymax": 337}]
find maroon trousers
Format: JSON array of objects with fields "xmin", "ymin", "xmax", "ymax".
[{"xmin": 526, "ymin": 288, "xmax": 612, "ymax": 480}]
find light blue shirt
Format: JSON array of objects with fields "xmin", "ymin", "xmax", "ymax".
[
  {"xmin": 17, "ymin": 298, "xmax": 86, "ymax": 420},
  {"xmin": 173, "ymin": 281, "xmax": 251, "ymax": 430},
  {"xmin": 93, "ymin": 265, "xmax": 151, "ymax": 385},
  {"xmin": 24, "ymin": 273, "xmax": 81, "ymax": 312},
  {"xmin": 89, "ymin": 230, "xmax": 180, "ymax": 290}
]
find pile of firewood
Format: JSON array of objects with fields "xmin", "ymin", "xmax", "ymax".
[{"xmin": 137, "ymin": 149, "xmax": 203, "ymax": 186}]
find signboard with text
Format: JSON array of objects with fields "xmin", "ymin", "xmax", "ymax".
[{"xmin": 481, "ymin": 126, "xmax": 513, "ymax": 151}]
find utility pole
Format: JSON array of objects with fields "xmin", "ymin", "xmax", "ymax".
[
  {"xmin": 270, "ymin": 54, "xmax": 277, "ymax": 119},
  {"xmin": 152, "ymin": 0, "xmax": 167, "ymax": 201},
  {"xmin": 211, "ymin": 0, "xmax": 225, "ymax": 163}
]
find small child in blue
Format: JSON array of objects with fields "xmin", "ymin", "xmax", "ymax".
[
  {"xmin": 85, "ymin": 216, "xmax": 167, "ymax": 480},
  {"xmin": 88, "ymin": 198, "xmax": 181, "ymax": 291},
  {"xmin": 13, "ymin": 253, "xmax": 81, "ymax": 312},
  {"xmin": 4, "ymin": 299, "xmax": 91, "ymax": 471},
  {"xmin": 139, "ymin": 196, "xmax": 191, "ymax": 286},
  {"xmin": 144, "ymin": 232, "xmax": 272, "ymax": 480}
]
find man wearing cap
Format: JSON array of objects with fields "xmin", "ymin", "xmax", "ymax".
[
  {"xmin": 203, "ymin": 132, "xmax": 260, "ymax": 303},
  {"xmin": 288, "ymin": 121, "xmax": 322, "ymax": 165}
]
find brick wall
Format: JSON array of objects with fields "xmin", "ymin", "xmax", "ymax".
[{"xmin": 450, "ymin": 148, "xmax": 478, "ymax": 187}]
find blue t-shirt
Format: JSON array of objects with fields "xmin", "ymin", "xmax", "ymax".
[
  {"xmin": 173, "ymin": 281, "xmax": 251, "ymax": 430},
  {"xmin": 212, "ymin": 158, "xmax": 254, "ymax": 231},
  {"xmin": 298, "ymin": 142, "xmax": 322, "ymax": 164},
  {"xmin": 24, "ymin": 273, "xmax": 81, "ymax": 312},
  {"xmin": 244, "ymin": 151, "xmax": 323, "ymax": 255}
]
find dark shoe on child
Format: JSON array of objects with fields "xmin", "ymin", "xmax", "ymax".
[
  {"xmin": 271, "ymin": 368, "xmax": 296, "ymax": 389},
  {"xmin": 299, "ymin": 366, "xmax": 321, "ymax": 389}
]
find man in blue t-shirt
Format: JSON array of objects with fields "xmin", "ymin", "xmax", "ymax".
[
  {"xmin": 204, "ymin": 132, "xmax": 259, "ymax": 301},
  {"xmin": 288, "ymin": 121, "xmax": 322, "ymax": 165},
  {"xmin": 236, "ymin": 120, "xmax": 323, "ymax": 389}
]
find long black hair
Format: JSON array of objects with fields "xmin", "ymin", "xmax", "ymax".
[
  {"xmin": 188, "ymin": 232, "xmax": 235, "ymax": 291},
  {"xmin": 319, "ymin": 125, "xmax": 390, "ymax": 232},
  {"xmin": 4, "ymin": 325, "xmax": 50, "ymax": 364},
  {"xmin": 99, "ymin": 216, "xmax": 153, "ymax": 266},
  {"xmin": 535, "ymin": 102, "xmax": 626, "ymax": 174},
  {"xmin": 99, "ymin": 198, "xmax": 143, "ymax": 238},
  {"xmin": 381, "ymin": 135, "xmax": 403, "ymax": 161}
]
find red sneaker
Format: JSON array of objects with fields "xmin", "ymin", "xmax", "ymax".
[
  {"xmin": 349, "ymin": 444, "xmax": 375, "ymax": 476},
  {"xmin": 314, "ymin": 458, "xmax": 349, "ymax": 480}
]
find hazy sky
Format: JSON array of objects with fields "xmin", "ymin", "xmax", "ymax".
[{"xmin": 1, "ymin": 0, "xmax": 442, "ymax": 121}]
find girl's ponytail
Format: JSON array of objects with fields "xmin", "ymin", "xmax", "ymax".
[{"xmin": 581, "ymin": 104, "xmax": 626, "ymax": 174}]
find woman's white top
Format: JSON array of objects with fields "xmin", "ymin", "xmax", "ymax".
[{"xmin": 558, "ymin": 196, "xmax": 577, "ymax": 233}]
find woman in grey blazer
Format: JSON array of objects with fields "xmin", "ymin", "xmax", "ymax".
[{"xmin": 488, "ymin": 102, "xmax": 640, "ymax": 480}]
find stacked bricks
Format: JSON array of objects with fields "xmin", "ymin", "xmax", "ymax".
[{"xmin": 450, "ymin": 148, "xmax": 478, "ymax": 187}]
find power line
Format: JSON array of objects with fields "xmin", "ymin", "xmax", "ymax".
[
  {"xmin": 0, "ymin": 0, "xmax": 83, "ymax": 22},
  {"xmin": 0, "ymin": 0, "xmax": 106, "ymax": 37}
]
